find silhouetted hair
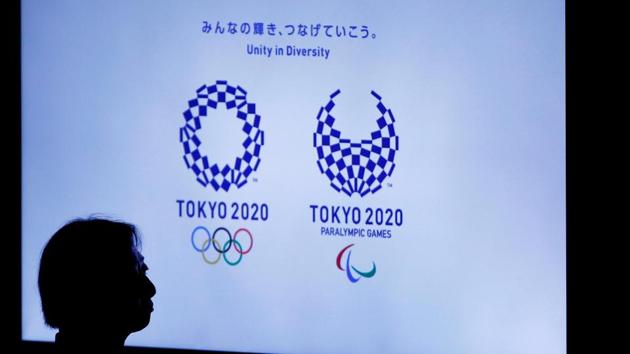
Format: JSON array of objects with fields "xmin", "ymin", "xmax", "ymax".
[{"xmin": 38, "ymin": 217, "xmax": 141, "ymax": 329}]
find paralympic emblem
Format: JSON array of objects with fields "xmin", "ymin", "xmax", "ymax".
[
  {"xmin": 179, "ymin": 80, "xmax": 264, "ymax": 191},
  {"xmin": 191, "ymin": 226, "xmax": 254, "ymax": 266},
  {"xmin": 336, "ymin": 244, "xmax": 377, "ymax": 283},
  {"xmin": 314, "ymin": 89, "xmax": 399, "ymax": 197}
]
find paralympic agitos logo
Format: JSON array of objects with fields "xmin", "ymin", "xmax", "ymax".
[
  {"xmin": 179, "ymin": 80, "xmax": 264, "ymax": 191},
  {"xmin": 336, "ymin": 243, "xmax": 376, "ymax": 283}
]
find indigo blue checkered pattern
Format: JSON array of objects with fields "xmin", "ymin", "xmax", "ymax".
[
  {"xmin": 314, "ymin": 90, "xmax": 399, "ymax": 197},
  {"xmin": 179, "ymin": 81, "xmax": 264, "ymax": 191}
]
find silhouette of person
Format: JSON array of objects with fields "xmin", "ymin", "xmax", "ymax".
[{"xmin": 38, "ymin": 217, "xmax": 156, "ymax": 354}]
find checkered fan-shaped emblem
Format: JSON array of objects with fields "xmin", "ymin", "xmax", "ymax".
[
  {"xmin": 179, "ymin": 81, "xmax": 264, "ymax": 191},
  {"xmin": 313, "ymin": 90, "xmax": 399, "ymax": 197}
]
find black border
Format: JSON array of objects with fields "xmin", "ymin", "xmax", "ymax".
[
  {"xmin": 565, "ymin": 0, "xmax": 573, "ymax": 351},
  {"xmin": 566, "ymin": 0, "xmax": 596, "ymax": 351}
]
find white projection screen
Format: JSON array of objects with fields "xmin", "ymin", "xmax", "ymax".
[{"xmin": 21, "ymin": 1, "xmax": 566, "ymax": 353}]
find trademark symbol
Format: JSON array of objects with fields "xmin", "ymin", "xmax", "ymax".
[
  {"xmin": 253, "ymin": 178, "xmax": 258, "ymax": 182},
  {"xmin": 387, "ymin": 183, "xmax": 393, "ymax": 188}
]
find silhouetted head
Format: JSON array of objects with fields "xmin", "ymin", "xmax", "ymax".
[{"xmin": 38, "ymin": 217, "xmax": 156, "ymax": 347}]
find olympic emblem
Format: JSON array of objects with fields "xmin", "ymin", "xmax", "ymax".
[
  {"xmin": 314, "ymin": 89, "xmax": 399, "ymax": 197},
  {"xmin": 191, "ymin": 226, "xmax": 254, "ymax": 266},
  {"xmin": 179, "ymin": 80, "xmax": 264, "ymax": 191},
  {"xmin": 336, "ymin": 244, "xmax": 377, "ymax": 283}
]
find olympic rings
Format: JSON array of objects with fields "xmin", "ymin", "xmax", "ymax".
[
  {"xmin": 191, "ymin": 226, "xmax": 253, "ymax": 266},
  {"xmin": 212, "ymin": 227, "xmax": 232, "ymax": 254},
  {"xmin": 201, "ymin": 238, "xmax": 221, "ymax": 265},
  {"xmin": 233, "ymin": 228, "xmax": 253, "ymax": 254},
  {"xmin": 191, "ymin": 226, "xmax": 212, "ymax": 252},
  {"xmin": 223, "ymin": 240, "xmax": 243, "ymax": 266}
]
